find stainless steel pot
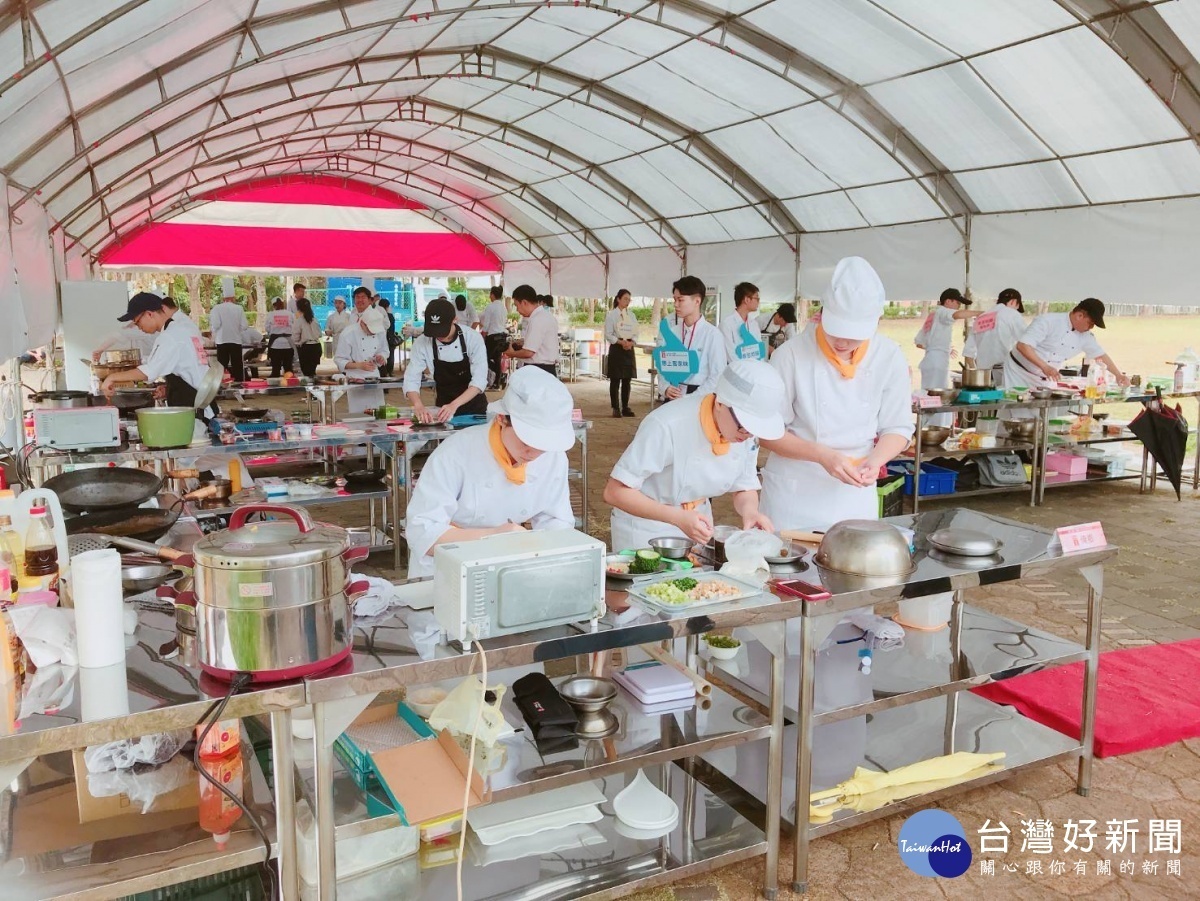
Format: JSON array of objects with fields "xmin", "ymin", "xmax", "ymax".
[
  {"xmin": 960, "ymin": 367, "xmax": 994, "ymax": 389},
  {"xmin": 33, "ymin": 390, "xmax": 92, "ymax": 409},
  {"xmin": 179, "ymin": 504, "xmax": 369, "ymax": 681}
]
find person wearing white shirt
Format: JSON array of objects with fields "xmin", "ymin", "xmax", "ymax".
[
  {"xmin": 480, "ymin": 285, "xmax": 510, "ymax": 388},
  {"xmin": 453, "ymin": 294, "xmax": 479, "ymax": 331},
  {"xmin": 759, "ymin": 303, "xmax": 798, "ymax": 357},
  {"xmin": 915, "ymin": 288, "xmax": 980, "ymax": 427},
  {"xmin": 404, "ymin": 367, "xmax": 576, "ymax": 579},
  {"xmin": 760, "ymin": 257, "xmax": 914, "ymax": 530},
  {"xmin": 1004, "ymin": 298, "xmax": 1130, "ymax": 390},
  {"xmin": 336, "ymin": 305, "xmax": 390, "ymax": 413},
  {"xmin": 970, "ymin": 288, "xmax": 1027, "ymax": 375},
  {"xmin": 656, "ymin": 275, "xmax": 727, "ymax": 400},
  {"xmin": 505, "ymin": 284, "xmax": 559, "ymax": 375},
  {"xmin": 605, "ymin": 360, "xmax": 785, "ymax": 550},
  {"xmin": 264, "ymin": 299, "xmax": 295, "ymax": 377},
  {"xmin": 604, "ymin": 288, "xmax": 638, "ymax": 418},
  {"xmin": 403, "ymin": 297, "xmax": 489, "ymax": 423},
  {"xmin": 325, "ymin": 296, "xmax": 353, "ymax": 354},
  {"xmin": 209, "ymin": 290, "xmax": 249, "ymax": 381},
  {"xmin": 100, "ymin": 292, "xmax": 219, "ymax": 418},
  {"xmin": 718, "ymin": 281, "xmax": 766, "ymax": 362},
  {"xmin": 288, "ymin": 284, "xmax": 305, "ymax": 314}
]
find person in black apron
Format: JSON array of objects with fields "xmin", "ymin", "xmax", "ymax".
[
  {"xmin": 433, "ymin": 329, "xmax": 489, "ymax": 417},
  {"xmin": 604, "ymin": 289, "xmax": 638, "ymax": 417},
  {"xmin": 404, "ymin": 297, "xmax": 490, "ymax": 423}
]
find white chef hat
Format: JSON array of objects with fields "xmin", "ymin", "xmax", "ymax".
[
  {"xmin": 820, "ymin": 256, "xmax": 886, "ymax": 341},
  {"xmin": 359, "ymin": 306, "xmax": 387, "ymax": 335},
  {"xmin": 715, "ymin": 360, "xmax": 786, "ymax": 441},
  {"xmin": 488, "ymin": 366, "xmax": 576, "ymax": 452}
]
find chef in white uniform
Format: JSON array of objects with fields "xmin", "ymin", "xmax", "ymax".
[
  {"xmin": 405, "ymin": 366, "xmax": 576, "ymax": 578},
  {"xmin": 335, "ymin": 305, "xmax": 389, "ymax": 413},
  {"xmin": 760, "ymin": 257, "xmax": 914, "ymax": 532},
  {"xmin": 971, "ymin": 288, "xmax": 1027, "ymax": 376},
  {"xmin": 915, "ymin": 288, "xmax": 979, "ymax": 427},
  {"xmin": 605, "ymin": 360, "xmax": 786, "ymax": 551},
  {"xmin": 1003, "ymin": 297, "xmax": 1130, "ymax": 390}
]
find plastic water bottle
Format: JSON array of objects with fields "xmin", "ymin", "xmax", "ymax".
[{"xmin": 1175, "ymin": 363, "xmax": 1186, "ymax": 394}]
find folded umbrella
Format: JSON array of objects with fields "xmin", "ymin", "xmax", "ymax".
[
  {"xmin": 1129, "ymin": 391, "xmax": 1189, "ymax": 500},
  {"xmin": 808, "ymin": 758, "xmax": 1006, "ymax": 823},
  {"xmin": 809, "ymin": 750, "xmax": 1006, "ymax": 811}
]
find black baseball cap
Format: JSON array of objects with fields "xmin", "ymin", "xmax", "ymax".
[
  {"xmin": 775, "ymin": 302, "xmax": 797, "ymax": 324},
  {"xmin": 423, "ymin": 297, "xmax": 455, "ymax": 339},
  {"xmin": 117, "ymin": 291, "xmax": 166, "ymax": 322},
  {"xmin": 939, "ymin": 288, "xmax": 969, "ymax": 305},
  {"xmin": 1074, "ymin": 297, "xmax": 1106, "ymax": 329},
  {"xmin": 998, "ymin": 288, "xmax": 1024, "ymax": 313}
]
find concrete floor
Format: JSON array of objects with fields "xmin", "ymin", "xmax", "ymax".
[{"xmin": 244, "ymin": 375, "xmax": 1200, "ymax": 899}]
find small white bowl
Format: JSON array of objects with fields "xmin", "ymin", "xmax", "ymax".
[
  {"xmin": 704, "ymin": 639, "xmax": 741, "ymax": 660},
  {"xmin": 407, "ymin": 686, "xmax": 447, "ymax": 718}
]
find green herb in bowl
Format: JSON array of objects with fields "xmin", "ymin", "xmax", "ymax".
[{"xmin": 704, "ymin": 634, "xmax": 740, "ymax": 649}]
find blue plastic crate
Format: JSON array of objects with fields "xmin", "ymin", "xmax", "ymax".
[{"xmin": 887, "ymin": 461, "xmax": 958, "ymax": 496}]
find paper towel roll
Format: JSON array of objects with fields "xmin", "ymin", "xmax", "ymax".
[
  {"xmin": 80, "ymin": 661, "xmax": 130, "ymax": 721},
  {"xmin": 71, "ymin": 549, "xmax": 127, "ymax": 668}
]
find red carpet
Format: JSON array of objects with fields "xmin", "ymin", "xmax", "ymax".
[{"xmin": 972, "ymin": 639, "xmax": 1200, "ymax": 757}]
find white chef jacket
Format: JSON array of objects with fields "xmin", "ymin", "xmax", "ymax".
[
  {"xmin": 914, "ymin": 305, "xmax": 957, "ymax": 355},
  {"xmin": 609, "ymin": 393, "xmax": 760, "ymax": 551},
  {"xmin": 480, "ymin": 299, "xmax": 509, "ymax": 336},
  {"xmin": 655, "ymin": 316, "xmax": 727, "ymax": 398},
  {"xmin": 717, "ymin": 310, "xmax": 765, "ymax": 361},
  {"xmin": 972, "ymin": 305, "xmax": 1027, "ymax": 371},
  {"xmin": 209, "ymin": 301, "xmax": 248, "ymax": 345},
  {"xmin": 335, "ymin": 325, "xmax": 389, "ymax": 413},
  {"xmin": 402, "ymin": 327, "xmax": 488, "ymax": 396},
  {"xmin": 603, "ymin": 307, "xmax": 637, "ymax": 344},
  {"xmin": 521, "ymin": 304, "xmax": 559, "ymax": 365},
  {"xmin": 454, "ymin": 302, "xmax": 478, "ymax": 330},
  {"xmin": 140, "ymin": 314, "xmax": 217, "ymax": 416},
  {"xmin": 405, "ymin": 424, "xmax": 574, "ymax": 578},
  {"xmin": 761, "ymin": 329, "xmax": 914, "ymax": 531},
  {"xmin": 266, "ymin": 310, "xmax": 294, "ymax": 350},
  {"xmin": 1003, "ymin": 312, "xmax": 1105, "ymax": 390},
  {"xmin": 325, "ymin": 309, "xmax": 353, "ymax": 341}
]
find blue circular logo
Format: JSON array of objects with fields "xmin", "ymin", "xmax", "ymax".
[{"xmin": 897, "ymin": 810, "xmax": 972, "ymax": 878}]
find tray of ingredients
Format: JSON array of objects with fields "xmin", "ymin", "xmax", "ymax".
[{"xmin": 626, "ymin": 571, "xmax": 763, "ymax": 615}]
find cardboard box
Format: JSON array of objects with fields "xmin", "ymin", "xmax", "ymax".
[
  {"xmin": 1045, "ymin": 452, "xmax": 1088, "ymax": 475},
  {"xmin": 72, "ymin": 748, "xmax": 199, "ymax": 824},
  {"xmin": 370, "ymin": 730, "xmax": 488, "ymax": 826}
]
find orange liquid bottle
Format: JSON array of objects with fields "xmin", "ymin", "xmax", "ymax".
[{"xmin": 198, "ymin": 751, "xmax": 244, "ymax": 847}]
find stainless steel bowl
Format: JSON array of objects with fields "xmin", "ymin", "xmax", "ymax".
[
  {"xmin": 926, "ymin": 388, "xmax": 958, "ymax": 404},
  {"xmin": 763, "ymin": 539, "xmax": 802, "ymax": 566},
  {"xmin": 1028, "ymin": 388, "xmax": 1054, "ymax": 400},
  {"xmin": 1001, "ymin": 418, "xmax": 1038, "ymax": 440},
  {"xmin": 558, "ymin": 676, "xmax": 619, "ymax": 736},
  {"xmin": 648, "ymin": 536, "xmax": 692, "ymax": 560},
  {"xmin": 815, "ymin": 520, "xmax": 914, "ymax": 576},
  {"xmin": 918, "ymin": 426, "xmax": 951, "ymax": 447},
  {"xmin": 121, "ymin": 563, "xmax": 179, "ymax": 593}
]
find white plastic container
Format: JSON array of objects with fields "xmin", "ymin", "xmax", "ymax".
[
  {"xmin": 296, "ymin": 799, "xmax": 418, "ymax": 887},
  {"xmin": 896, "ymin": 592, "xmax": 953, "ymax": 630}
]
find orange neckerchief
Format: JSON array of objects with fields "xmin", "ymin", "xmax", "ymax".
[
  {"xmin": 816, "ymin": 324, "xmax": 869, "ymax": 379},
  {"xmin": 698, "ymin": 394, "xmax": 730, "ymax": 457},
  {"xmin": 488, "ymin": 419, "xmax": 526, "ymax": 485}
]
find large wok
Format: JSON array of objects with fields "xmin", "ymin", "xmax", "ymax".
[
  {"xmin": 64, "ymin": 506, "xmax": 179, "ymax": 542},
  {"xmin": 43, "ymin": 467, "xmax": 164, "ymax": 514}
]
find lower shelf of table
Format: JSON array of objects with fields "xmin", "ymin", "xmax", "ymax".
[
  {"xmin": 699, "ymin": 691, "xmax": 1081, "ymax": 839},
  {"xmin": 909, "ymin": 482, "xmax": 1033, "ymax": 504},
  {"xmin": 312, "ymin": 763, "xmax": 767, "ymax": 901},
  {"xmin": 1043, "ymin": 471, "xmax": 1143, "ymax": 488}
]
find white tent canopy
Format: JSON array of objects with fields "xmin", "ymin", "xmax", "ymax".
[{"xmin": 4, "ymin": 0, "xmax": 1200, "ymax": 348}]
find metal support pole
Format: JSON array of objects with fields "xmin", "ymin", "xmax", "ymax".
[
  {"xmin": 391, "ymin": 444, "xmax": 403, "ymax": 570},
  {"xmin": 911, "ymin": 406, "xmax": 924, "ymax": 514},
  {"xmin": 791, "ymin": 615, "xmax": 816, "ymax": 895},
  {"xmin": 944, "ymin": 589, "xmax": 965, "ymax": 755},
  {"xmin": 1077, "ymin": 577, "xmax": 1103, "ymax": 796},
  {"xmin": 762, "ymin": 646, "xmax": 785, "ymax": 900},
  {"xmin": 312, "ymin": 702, "xmax": 337, "ymax": 898},
  {"xmin": 270, "ymin": 710, "xmax": 299, "ymax": 900},
  {"xmin": 579, "ymin": 426, "xmax": 589, "ymax": 532},
  {"xmin": 1036, "ymin": 403, "xmax": 1050, "ymax": 505}
]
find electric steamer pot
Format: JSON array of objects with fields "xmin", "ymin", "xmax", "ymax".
[{"xmin": 160, "ymin": 504, "xmax": 369, "ymax": 682}]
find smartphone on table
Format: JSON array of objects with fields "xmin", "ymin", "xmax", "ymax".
[{"xmin": 771, "ymin": 578, "xmax": 832, "ymax": 601}]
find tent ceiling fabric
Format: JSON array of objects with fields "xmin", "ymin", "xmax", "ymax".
[{"xmin": 4, "ymin": 0, "xmax": 1200, "ymax": 269}]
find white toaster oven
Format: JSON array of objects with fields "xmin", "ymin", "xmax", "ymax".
[{"xmin": 433, "ymin": 529, "xmax": 606, "ymax": 646}]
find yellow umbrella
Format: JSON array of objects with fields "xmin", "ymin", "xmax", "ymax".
[{"xmin": 808, "ymin": 757, "xmax": 1005, "ymax": 823}]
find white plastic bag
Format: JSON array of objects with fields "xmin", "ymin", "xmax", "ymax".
[
  {"xmin": 719, "ymin": 529, "xmax": 782, "ymax": 584},
  {"xmin": 427, "ymin": 676, "xmax": 515, "ymax": 748},
  {"xmin": 84, "ymin": 730, "xmax": 191, "ymax": 772},
  {"xmin": 86, "ymin": 753, "xmax": 192, "ymax": 813}
]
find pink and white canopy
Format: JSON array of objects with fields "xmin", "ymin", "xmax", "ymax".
[{"xmin": 98, "ymin": 176, "xmax": 500, "ymax": 274}]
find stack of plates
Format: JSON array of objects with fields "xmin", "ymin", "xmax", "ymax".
[{"xmin": 468, "ymin": 781, "xmax": 606, "ymax": 847}]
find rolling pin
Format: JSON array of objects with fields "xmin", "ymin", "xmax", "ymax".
[
  {"xmin": 641, "ymin": 644, "xmax": 713, "ymax": 696},
  {"xmin": 782, "ymin": 529, "xmax": 824, "ymax": 547}
]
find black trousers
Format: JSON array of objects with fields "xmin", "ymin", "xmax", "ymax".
[
  {"xmin": 609, "ymin": 378, "xmax": 631, "ymax": 411},
  {"xmin": 268, "ymin": 346, "xmax": 293, "ymax": 377},
  {"xmin": 531, "ymin": 363, "xmax": 558, "ymax": 377},
  {"xmin": 216, "ymin": 342, "xmax": 243, "ymax": 382},
  {"xmin": 485, "ymin": 334, "xmax": 509, "ymax": 387},
  {"xmin": 297, "ymin": 343, "xmax": 322, "ymax": 377},
  {"xmin": 380, "ymin": 344, "xmax": 397, "ymax": 377}
]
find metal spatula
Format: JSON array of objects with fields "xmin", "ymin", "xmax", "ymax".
[{"xmin": 68, "ymin": 533, "xmax": 190, "ymax": 563}]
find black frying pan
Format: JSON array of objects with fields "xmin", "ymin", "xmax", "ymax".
[
  {"xmin": 65, "ymin": 506, "xmax": 179, "ymax": 542},
  {"xmin": 43, "ymin": 468, "xmax": 164, "ymax": 514}
]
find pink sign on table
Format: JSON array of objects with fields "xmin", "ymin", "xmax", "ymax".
[{"xmin": 1054, "ymin": 521, "xmax": 1107, "ymax": 555}]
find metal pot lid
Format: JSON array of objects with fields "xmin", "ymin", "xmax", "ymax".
[
  {"xmin": 193, "ymin": 518, "xmax": 350, "ymax": 569},
  {"xmin": 193, "ymin": 362, "xmax": 224, "ymax": 410},
  {"xmin": 928, "ymin": 529, "xmax": 1003, "ymax": 557}
]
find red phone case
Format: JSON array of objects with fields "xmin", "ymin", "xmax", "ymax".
[{"xmin": 772, "ymin": 578, "xmax": 832, "ymax": 601}]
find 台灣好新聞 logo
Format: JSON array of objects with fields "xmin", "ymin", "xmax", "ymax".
[{"xmin": 897, "ymin": 810, "xmax": 972, "ymax": 878}]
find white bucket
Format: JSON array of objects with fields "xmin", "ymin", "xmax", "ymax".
[{"xmin": 896, "ymin": 592, "xmax": 953, "ymax": 630}]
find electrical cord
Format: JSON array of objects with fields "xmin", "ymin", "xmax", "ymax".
[
  {"xmin": 456, "ymin": 626, "xmax": 488, "ymax": 901},
  {"xmin": 193, "ymin": 672, "xmax": 279, "ymax": 901}
]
